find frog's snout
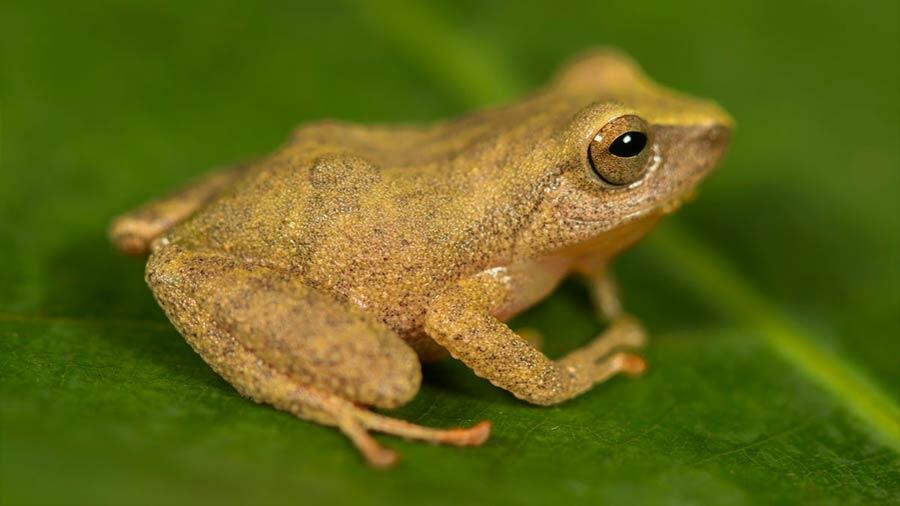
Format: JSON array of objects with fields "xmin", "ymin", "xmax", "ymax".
[
  {"xmin": 691, "ymin": 122, "xmax": 731, "ymax": 185},
  {"xmin": 695, "ymin": 122, "xmax": 732, "ymax": 173},
  {"xmin": 647, "ymin": 118, "xmax": 731, "ymax": 217}
]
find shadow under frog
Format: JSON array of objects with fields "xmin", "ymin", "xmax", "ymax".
[
  {"xmin": 108, "ymin": 49, "xmax": 733, "ymax": 467},
  {"xmin": 45, "ymin": 234, "xmax": 162, "ymax": 321}
]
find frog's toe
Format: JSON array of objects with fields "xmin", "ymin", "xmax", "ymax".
[
  {"xmin": 440, "ymin": 420, "xmax": 492, "ymax": 446},
  {"xmin": 591, "ymin": 352, "xmax": 647, "ymax": 384},
  {"xmin": 326, "ymin": 389, "xmax": 491, "ymax": 466},
  {"xmin": 362, "ymin": 414, "xmax": 492, "ymax": 447},
  {"xmin": 262, "ymin": 376, "xmax": 491, "ymax": 467},
  {"xmin": 338, "ymin": 416, "xmax": 400, "ymax": 469}
]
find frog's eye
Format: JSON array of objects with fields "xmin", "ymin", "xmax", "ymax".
[{"xmin": 588, "ymin": 115, "xmax": 652, "ymax": 186}]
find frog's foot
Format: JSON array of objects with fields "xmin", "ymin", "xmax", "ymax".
[
  {"xmin": 324, "ymin": 398, "xmax": 491, "ymax": 468},
  {"xmin": 272, "ymin": 379, "xmax": 490, "ymax": 468},
  {"xmin": 567, "ymin": 316, "xmax": 647, "ymax": 380},
  {"xmin": 261, "ymin": 378, "xmax": 491, "ymax": 468},
  {"xmin": 579, "ymin": 315, "xmax": 646, "ymax": 362}
]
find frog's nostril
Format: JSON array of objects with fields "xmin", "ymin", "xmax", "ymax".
[
  {"xmin": 707, "ymin": 124, "xmax": 731, "ymax": 142},
  {"xmin": 697, "ymin": 124, "xmax": 732, "ymax": 170},
  {"xmin": 693, "ymin": 123, "xmax": 730, "ymax": 150}
]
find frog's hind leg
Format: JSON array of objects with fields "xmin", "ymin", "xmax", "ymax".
[
  {"xmin": 109, "ymin": 164, "xmax": 247, "ymax": 256},
  {"xmin": 146, "ymin": 245, "xmax": 490, "ymax": 467},
  {"xmin": 307, "ymin": 388, "xmax": 490, "ymax": 467}
]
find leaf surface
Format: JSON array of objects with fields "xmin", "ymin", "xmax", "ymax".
[{"xmin": 1, "ymin": 1, "xmax": 898, "ymax": 504}]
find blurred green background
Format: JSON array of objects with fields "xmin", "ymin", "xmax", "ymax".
[{"xmin": 1, "ymin": 0, "xmax": 898, "ymax": 505}]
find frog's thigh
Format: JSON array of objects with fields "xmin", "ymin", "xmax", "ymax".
[
  {"xmin": 147, "ymin": 246, "xmax": 490, "ymax": 467},
  {"xmin": 147, "ymin": 245, "xmax": 420, "ymax": 409}
]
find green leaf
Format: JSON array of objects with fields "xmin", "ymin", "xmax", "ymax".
[{"xmin": 2, "ymin": 0, "xmax": 898, "ymax": 505}]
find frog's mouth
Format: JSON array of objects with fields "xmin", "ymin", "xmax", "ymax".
[
  {"xmin": 561, "ymin": 184, "xmax": 699, "ymax": 227},
  {"xmin": 659, "ymin": 186, "xmax": 699, "ymax": 215}
]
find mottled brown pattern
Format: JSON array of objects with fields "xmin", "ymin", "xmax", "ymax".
[{"xmin": 110, "ymin": 49, "xmax": 732, "ymax": 467}]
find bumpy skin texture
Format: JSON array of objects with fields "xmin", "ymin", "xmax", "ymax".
[{"xmin": 111, "ymin": 49, "xmax": 732, "ymax": 467}]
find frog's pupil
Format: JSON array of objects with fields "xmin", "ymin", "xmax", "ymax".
[{"xmin": 608, "ymin": 131, "xmax": 647, "ymax": 158}]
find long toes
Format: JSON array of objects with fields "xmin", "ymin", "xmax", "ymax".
[
  {"xmin": 436, "ymin": 420, "xmax": 491, "ymax": 447},
  {"xmin": 366, "ymin": 446, "xmax": 400, "ymax": 469},
  {"xmin": 338, "ymin": 418, "xmax": 401, "ymax": 468},
  {"xmin": 357, "ymin": 410, "xmax": 493, "ymax": 447},
  {"xmin": 612, "ymin": 352, "xmax": 647, "ymax": 376},
  {"xmin": 591, "ymin": 351, "xmax": 647, "ymax": 383},
  {"xmin": 613, "ymin": 316, "xmax": 647, "ymax": 348},
  {"xmin": 332, "ymin": 395, "xmax": 492, "ymax": 465}
]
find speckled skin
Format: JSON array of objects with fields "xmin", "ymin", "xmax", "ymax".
[{"xmin": 110, "ymin": 50, "xmax": 732, "ymax": 467}]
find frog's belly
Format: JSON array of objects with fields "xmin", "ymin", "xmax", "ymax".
[
  {"xmin": 491, "ymin": 256, "xmax": 573, "ymax": 322},
  {"xmin": 387, "ymin": 256, "xmax": 573, "ymax": 362}
]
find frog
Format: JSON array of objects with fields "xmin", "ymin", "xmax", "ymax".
[{"xmin": 109, "ymin": 49, "xmax": 732, "ymax": 468}]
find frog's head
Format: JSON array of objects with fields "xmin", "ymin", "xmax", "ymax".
[{"xmin": 521, "ymin": 49, "xmax": 733, "ymax": 256}]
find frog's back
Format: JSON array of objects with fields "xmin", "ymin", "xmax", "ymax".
[
  {"xmin": 170, "ymin": 82, "xmax": 576, "ymax": 258},
  {"xmin": 166, "ymin": 110, "xmax": 561, "ymax": 347}
]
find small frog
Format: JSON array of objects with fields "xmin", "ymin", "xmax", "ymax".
[{"xmin": 110, "ymin": 49, "xmax": 731, "ymax": 467}]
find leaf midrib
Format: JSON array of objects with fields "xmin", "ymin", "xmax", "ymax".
[{"xmin": 353, "ymin": 0, "xmax": 900, "ymax": 450}]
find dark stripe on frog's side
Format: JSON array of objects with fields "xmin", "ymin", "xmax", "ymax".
[{"xmin": 291, "ymin": 153, "xmax": 381, "ymax": 277}]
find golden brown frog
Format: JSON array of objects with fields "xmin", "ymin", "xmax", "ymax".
[{"xmin": 109, "ymin": 50, "xmax": 732, "ymax": 467}]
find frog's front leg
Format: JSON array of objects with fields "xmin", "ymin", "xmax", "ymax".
[
  {"xmin": 572, "ymin": 255, "xmax": 629, "ymax": 322},
  {"xmin": 424, "ymin": 272, "xmax": 646, "ymax": 406},
  {"xmin": 147, "ymin": 245, "xmax": 490, "ymax": 467},
  {"xmin": 109, "ymin": 164, "xmax": 248, "ymax": 256}
]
